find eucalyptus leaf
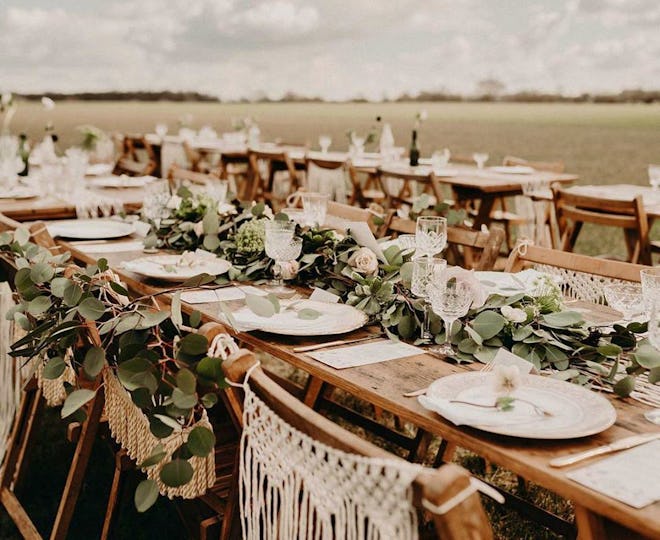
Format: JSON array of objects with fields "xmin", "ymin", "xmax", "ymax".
[
  {"xmin": 63, "ymin": 282, "xmax": 83, "ymax": 307},
  {"xmin": 78, "ymin": 297, "xmax": 105, "ymax": 321},
  {"xmin": 172, "ymin": 388, "xmax": 197, "ymax": 409},
  {"xmin": 542, "ymin": 311, "xmax": 583, "ymax": 327},
  {"xmin": 30, "ymin": 262, "xmax": 54, "ymax": 284},
  {"xmin": 160, "ymin": 459, "xmax": 193, "ymax": 488},
  {"xmin": 245, "ymin": 293, "xmax": 277, "ymax": 318},
  {"xmin": 138, "ymin": 444, "xmax": 167, "ymax": 468},
  {"xmin": 43, "ymin": 356, "xmax": 66, "ymax": 379},
  {"xmin": 134, "ymin": 479, "xmax": 159, "ymax": 513},
  {"xmin": 186, "ymin": 426, "xmax": 216, "ymax": 457},
  {"xmin": 171, "ymin": 292, "xmax": 183, "ymax": 328},
  {"xmin": 83, "ymin": 347, "xmax": 105, "ymax": 378},
  {"xmin": 197, "ymin": 356, "xmax": 223, "ymax": 382},
  {"xmin": 61, "ymin": 389, "xmax": 96, "ymax": 419},
  {"xmin": 471, "ymin": 311, "xmax": 506, "ymax": 340},
  {"xmin": 201, "ymin": 392, "xmax": 219, "ymax": 408},
  {"xmin": 178, "ymin": 333, "xmax": 208, "ymax": 356},
  {"xmin": 154, "ymin": 414, "xmax": 183, "ymax": 431},
  {"xmin": 27, "ymin": 296, "xmax": 51, "ymax": 316},
  {"xmin": 176, "ymin": 368, "xmax": 197, "ymax": 394},
  {"xmin": 50, "ymin": 277, "xmax": 69, "ymax": 297},
  {"xmin": 613, "ymin": 375, "xmax": 635, "ymax": 397},
  {"xmin": 297, "ymin": 308, "xmax": 321, "ymax": 320}
]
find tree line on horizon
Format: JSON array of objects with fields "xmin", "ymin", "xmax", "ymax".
[{"xmin": 15, "ymin": 88, "xmax": 660, "ymax": 104}]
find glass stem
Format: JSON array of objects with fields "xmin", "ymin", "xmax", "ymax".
[
  {"xmin": 421, "ymin": 301, "xmax": 431, "ymax": 339},
  {"xmin": 443, "ymin": 317, "xmax": 454, "ymax": 344}
]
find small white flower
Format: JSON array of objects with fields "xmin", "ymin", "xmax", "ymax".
[
  {"xmin": 501, "ymin": 305, "xmax": 527, "ymax": 323},
  {"xmin": 166, "ymin": 195, "xmax": 182, "ymax": 209},
  {"xmin": 348, "ymin": 247, "xmax": 379, "ymax": 276},
  {"xmin": 493, "ymin": 364, "xmax": 521, "ymax": 395},
  {"xmin": 1, "ymin": 92, "xmax": 12, "ymax": 106},
  {"xmin": 193, "ymin": 221, "xmax": 205, "ymax": 237},
  {"xmin": 41, "ymin": 96, "xmax": 55, "ymax": 110},
  {"xmin": 273, "ymin": 259, "xmax": 299, "ymax": 280}
]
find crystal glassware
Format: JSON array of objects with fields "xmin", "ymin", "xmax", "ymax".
[
  {"xmin": 646, "ymin": 295, "xmax": 660, "ymax": 425},
  {"xmin": 206, "ymin": 178, "xmax": 229, "ymax": 204},
  {"xmin": 603, "ymin": 283, "xmax": 643, "ymax": 321},
  {"xmin": 319, "ymin": 135, "xmax": 332, "ymax": 153},
  {"xmin": 142, "ymin": 181, "xmax": 172, "ymax": 222},
  {"xmin": 411, "ymin": 257, "xmax": 447, "ymax": 339},
  {"xmin": 301, "ymin": 192, "xmax": 329, "ymax": 227},
  {"xmin": 472, "ymin": 152, "xmax": 489, "ymax": 170},
  {"xmin": 415, "ymin": 216, "xmax": 447, "ymax": 257},
  {"xmin": 431, "ymin": 148, "xmax": 451, "ymax": 171},
  {"xmin": 397, "ymin": 234, "xmax": 417, "ymax": 252},
  {"xmin": 264, "ymin": 220, "xmax": 300, "ymax": 295},
  {"xmin": 429, "ymin": 280, "xmax": 473, "ymax": 356},
  {"xmin": 648, "ymin": 164, "xmax": 660, "ymax": 191},
  {"xmin": 641, "ymin": 267, "xmax": 660, "ymax": 316}
]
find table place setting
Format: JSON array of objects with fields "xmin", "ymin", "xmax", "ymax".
[
  {"xmin": 47, "ymin": 218, "xmax": 136, "ymax": 239},
  {"xmin": 305, "ymin": 339, "xmax": 423, "ymax": 369},
  {"xmin": 120, "ymin": 250, "xmax": 231, "ymax": 282}
]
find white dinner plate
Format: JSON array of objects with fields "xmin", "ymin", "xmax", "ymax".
[
  {"xmin": 419, "ymin": 372, "xmax": 616, "ymax": 439},
  {"xmin": 121, "ymin": 254, "xmax": 231, "ymax": 282},
  {"xmin": 0, "ymin": 187, "xmax": 39, "ymax": 200},
  {"xmin": 89, "ymin": 175, "xmax": 156, "ymax": 188},
  {"xmin": 490, "ymin": 166, "xmax": 535, "ymax": 175},
  {"xmin": 47, "ymin": 219, "xmax": 135, "ymax": 240},
  {"xmin": 476, "ymin": 269, "xmax": 560, "ymax": 295},
  {"xmin": 85, "ymin": 163, "xmax": 114, "ymax": 176},
  {"xmin": 227, "ymin": 299, "xmax": 368, "ymax": 336}
]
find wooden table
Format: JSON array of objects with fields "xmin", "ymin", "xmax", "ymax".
[{"xmin": 56, "ymin": 237, "xmax": 659, "ymax": 540}]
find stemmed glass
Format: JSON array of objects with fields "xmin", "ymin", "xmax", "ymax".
[
  {"xmin": 429, "ymin": 279, "xmax": 473, "ymax": 356},
  {"xmin": 603, "ymin": 283, "xmax": 643, "ymax": 322},
  {"xmin": 397, "ymin": 234, "xmax": 417, "ymax": 253},
  {"xmin": 415, "ymin": 216, "xmax": 447, "ymax": 257},
  {"xmin": 206, "ymin": 178, "xmax": 229, "ymax": 204},
  {"xmin": 472, "ymin": 152, "xmax": 489, "ymax": 170},
  {"xmin": 646, "ymin": 296, "xmax": 660, "ymax": 425},
  {"xmin": 648, "ymin": 165, "xmax": 660, "ymax": 191},
  {"xmin": 301, "ymin": 192, "xmax": 329, "ymax": 227},
  {"xmin": 264, "ymin": 221, "xmax": 300, "ymax": 295},
  {"xmin": 641, "ymin": 268, "xmax": 660, "ymax": 316},
  {"xmin": 411, "ymin": 257, "xmax": 447, "ymax": 339},
  {"xmin": 142, "ymin": 181, "xmax": 172, "ymax": 223},
  {"xmin": 431, "ymin": 148, "xmax": 451, "ymax": 171},
  {"xmin": 319, "ymin": 135, "xmax": 332, "ymax": 153}
]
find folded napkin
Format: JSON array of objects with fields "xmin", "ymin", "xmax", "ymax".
[{"xmin": 75, "ymin": 240, "xmax": 145, "ymax": 254}]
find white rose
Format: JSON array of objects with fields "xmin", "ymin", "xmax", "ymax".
[
  {"xmin": 440, "ymin": 266, "xmax": 487, "ymax": 308},
  {"xmin": 193, "ymin": 221, "xmax": 205, "ymax": 237},
  {"xmin": 501, "ymin": 305, "xmax": 527, "ymax": 323},
  {"xmin": 348, "ymin": 247, "xmax": 379, "ymax": 276},
  {"xmin": 273, "ymin": 259, "xmax": 299, "ymax": 280},
  {"xmin": 41, "ymin": 96, "xmax": 55, "ymax": 110},
  {"xmin": 166, "ymin": 195, "xmax": 182, "ymax": 209}
]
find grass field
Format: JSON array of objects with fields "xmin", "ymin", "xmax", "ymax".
[{"xmin": 12, "ymin": 100, "xmax": 660, "ymax": 255}]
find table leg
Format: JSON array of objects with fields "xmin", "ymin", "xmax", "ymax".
[
  {"xmin": 575, "ymin": 504, "xmax": 606, "ymax": 540},
  {"xmin": 473, "ymin": 194, "xmax": 497, "ymax": 230}
]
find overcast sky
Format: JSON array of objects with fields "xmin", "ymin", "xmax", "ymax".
[{"xmin": 1, "ymin": 0, "xmax": 659, "ymax": 101}]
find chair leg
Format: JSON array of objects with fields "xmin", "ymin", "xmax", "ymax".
[{"xmin": 101, "ymin": 450, "xmax": 132, "ymax": 540}]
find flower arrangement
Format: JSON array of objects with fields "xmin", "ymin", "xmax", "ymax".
[
  {"xmin": 146, "ymin": 190, "xmax": 660, "ymax": 397},
  {"xmin": 1, "ymin": 227, "xmax": 228, "ymax": 512}
]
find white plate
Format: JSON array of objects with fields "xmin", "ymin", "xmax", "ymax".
[
  {"xmin": 490, "ymin": 166, "xmax": 535, "ymax": 175},
  {"xmin": 0, "ymin": 187, "xmax": 39, "ymax": 200},
  {"xmin": 89, "ymin": 175, "xmax": 156, "ymax": 188},
  {"xmin": 122, "ymin": 254, "xmax": 231, "ymax": 282},
  {"xmin": 228, "ymin": 299, "xmax": 368, "ymax": 336},
  {"xmin": 47, "ymin": 219, "xmax": 135, "ymax": 240},
  {"xmin": 86, "ymin": 163, "xmax": 114, "ymax": 176},
  {"xmin": 419, "ymin": 372, "xmax": 616, "ymax": 439}
]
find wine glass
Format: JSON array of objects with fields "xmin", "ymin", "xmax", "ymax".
[
  {"xmin": 641, "ymin": 267, "xmax": 660, "ymax": 316},
  {"xmin": 264, "ymin": 220, "xmax": 298, "ymax": 294},
  {"xmin": 411, "ymin": 257, "xmax": 447, "ymax": 339},
  {"xmin": 603, "ymin": 283, "xmax": 643, "ymax": 322},
  {"xmin": 319, "ymin": 135, "xmax": 332, "ymax": 153},
  {"xmin": 429, "ymin": 279, "xmax": 473, "ymax": 356},
  {"xmin": 648, "ymin": 165, "xmax": 660, "ymax": 191},
  {"xmin": 646, "ymin": 295, "xmax": 660, "ymax": 424},
  {"xmin": 472, "ymin": 152, "xmax": 489, "ymax": 170},
  {"xmin": 415, "ymin": 216, "xmax": 447, "ymax": 257},
  {"xmin": 301, "ymin": 192, "xmax": 329, "ymax": 227},
  {"xmin": 431, "ymin": 148, "xmax": 451, "ymax": 171},
  {"xmin": 142, "ymin": 181, "xmax": 172, "ymax": 223},
  {"xmin": 350, "ymin": 134, "xmax": 365, "ymax": 156},
  {"xmin": 397, "ymin": 234, "xmax": 417, "ymax": 253}
]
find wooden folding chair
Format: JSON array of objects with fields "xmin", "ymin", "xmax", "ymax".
[
  {"xmin": 113, "ymin": 135, "xmax": 157, "ymax": 177},
  {"xmin": 245, "ymin": 149, "xmax": 300, "ymax": 206},
  {"xmin": 376, "ymin": 166, "xmax": 446, "ymax": 211},
  {"xmin": 552, "ymin": 186, "xmax": 652, "ymax": 264},
  {"xmin": 167, "ymin": 164, "xmax": 222, "ymax": 193},
  {"xmin": 303, "ymin": 155, "xmax": 354, "ymax": 203},
  {"xmin": 380, "ymin": 212, "xmax": 505, "ymax": 271},
  {"xmin": 218, "ymin": 345, "xmax": 494, "ymax": 540}
]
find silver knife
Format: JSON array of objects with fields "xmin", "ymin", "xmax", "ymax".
[
  {"xmin": 292, "ymin": 335, "xmax": 382, "ymax": 353},
  {"xmin": 550, "ymin": 433, "xmax": 660, "ymax": 468}
]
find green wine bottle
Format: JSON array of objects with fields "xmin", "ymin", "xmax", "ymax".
[{"xmin": 409, "ymin": 129, "xmax": 419, "ymax": 167}]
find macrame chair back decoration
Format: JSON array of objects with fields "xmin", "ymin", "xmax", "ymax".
[
  {"xmin": 505, "ymin": 241, "xmax": 646, "ymax": 304},
  {"xmin": 104, "ymin": 332, "xmax": 239, "ymax": 499},
  {"xmin": 220, "ymin": 348, "xmax": 495, "ymax": 540}
]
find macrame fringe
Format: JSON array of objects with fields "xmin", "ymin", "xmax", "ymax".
[
  {"xmin": 239, "ymin": 383, "xmax": 422, "ymax": 540},
  {"xmin": 36, "ymin": 351, "xmax": 77, "ymax": 407},
  {"xmin": 103, "ymin": 370, "xmax": 215, "ymax": 499}
]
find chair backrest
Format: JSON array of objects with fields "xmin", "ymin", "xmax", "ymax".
[
  {"xmin": 381, "ymin": 212, "xmax": 504, "ymax": 270},
  {"xmin": 214, "ymin": 341, "xmax": 493, "ymax": 540},
  {"xmin": 245, "ymin": 149, "xmax": 299, "ymax": 204},
  {"xmin": 113, "ymin": 135, "xmax": 156, "ymax": 176},
  {"xmin": 502, "ymin": 156, "xmax": 565, "ymax": 174},
  {"xmin": 505, "ymin": 242, "xmax": 647, "ymax": 303},
  {"xmin": 376, "ymin": 166, "xmax": 445, "ymax": 210},
  {"xmin": 552, "ymin": 185, "xmax": 651, "ymax": 264},
  {"xmin": 304, "ymin": 156, "xmax": 358, "ymax": 203},
  {"xmin": 167, "ymin": 164, "xmax": 221, "ymax": 193}
]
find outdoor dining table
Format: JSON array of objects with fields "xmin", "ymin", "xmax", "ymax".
[{"xmin": 55, "ymin": 235, "xmax": 660, "ymax": 540}]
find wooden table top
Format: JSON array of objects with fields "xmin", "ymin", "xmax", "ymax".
[
  {"xmin": 57, "ymin": 237, "xmax": 660, "ymax": 539},
  {"xmin": 564, "ymin": 184, "xmax": 660, "ymax": 219}
]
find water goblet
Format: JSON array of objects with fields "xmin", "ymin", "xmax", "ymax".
[
  {"xmin": 646, "ymin": 295, "xmax": 660, "ymax": 424},
  {"xmin": 301, "ymin": 192, "xmax": 329, "ymax": 227},
  {"xmin": 472, "ymin": 152, "xmax": 489, "ymax": 170},
  {"xmin": 411, "ymin": 257, "xmax": 447, "ymax": 339},
  {"xmin": 428, "ymin": 280, "xmax": 473, "ymax": 356},
  {"xmin": 142, "ymin": 181, "xmax": 172, "ymax": 223},
  {"xmin": 603, "ymin": 283, "xmax": 643, "ymax": 322},
  {"xmin": 641, "ymin": 267, "xmax": 660, "ymax": 316},
  {"xmin": 648, "ymin": 164, "xmax": 660, "ymax": 191},
  {"xmin": 206, "ymin": 178, "xmax": 229, "ymax": 204},
  {"xmin": 415, "ymin": 216, "xmax": 447, "ymax": 257},
  {"xmin": 264, "ymin": 220, "xmax": 300, "ymax": 295},
  {"xmin": 397, "ymin": 234, "xmax": 417, "ymax": 253},
  {"xmin": 319, "ymin": 135, "xmax": 332, "ymax": 153}
]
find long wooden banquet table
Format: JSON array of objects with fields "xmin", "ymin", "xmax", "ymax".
[{"xmin": 55, "ymin": 236, "xmax": 659, "ymax": 540}]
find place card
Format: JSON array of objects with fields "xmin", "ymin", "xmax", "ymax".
[
  {"xmin": 567, "ymin": 440, "xmax": 660, "ymax": 508},
  {"xmin": 180, "ymin": 285, "xmax": 267, "ymax": 304},
  {"xmin": 309, "ymin": 287, "xmax": 340, "ymax": 304},
  {"xmin": 347, "ymin": 221, "xmax": 386, "ymax": 262},
  {"xmin": 491, "ymin": 348, "xmax": 539, "ymax": 374},
  {"xmin": 308, "ymin": 340, "xmax": 423, "ymax": 369}
]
